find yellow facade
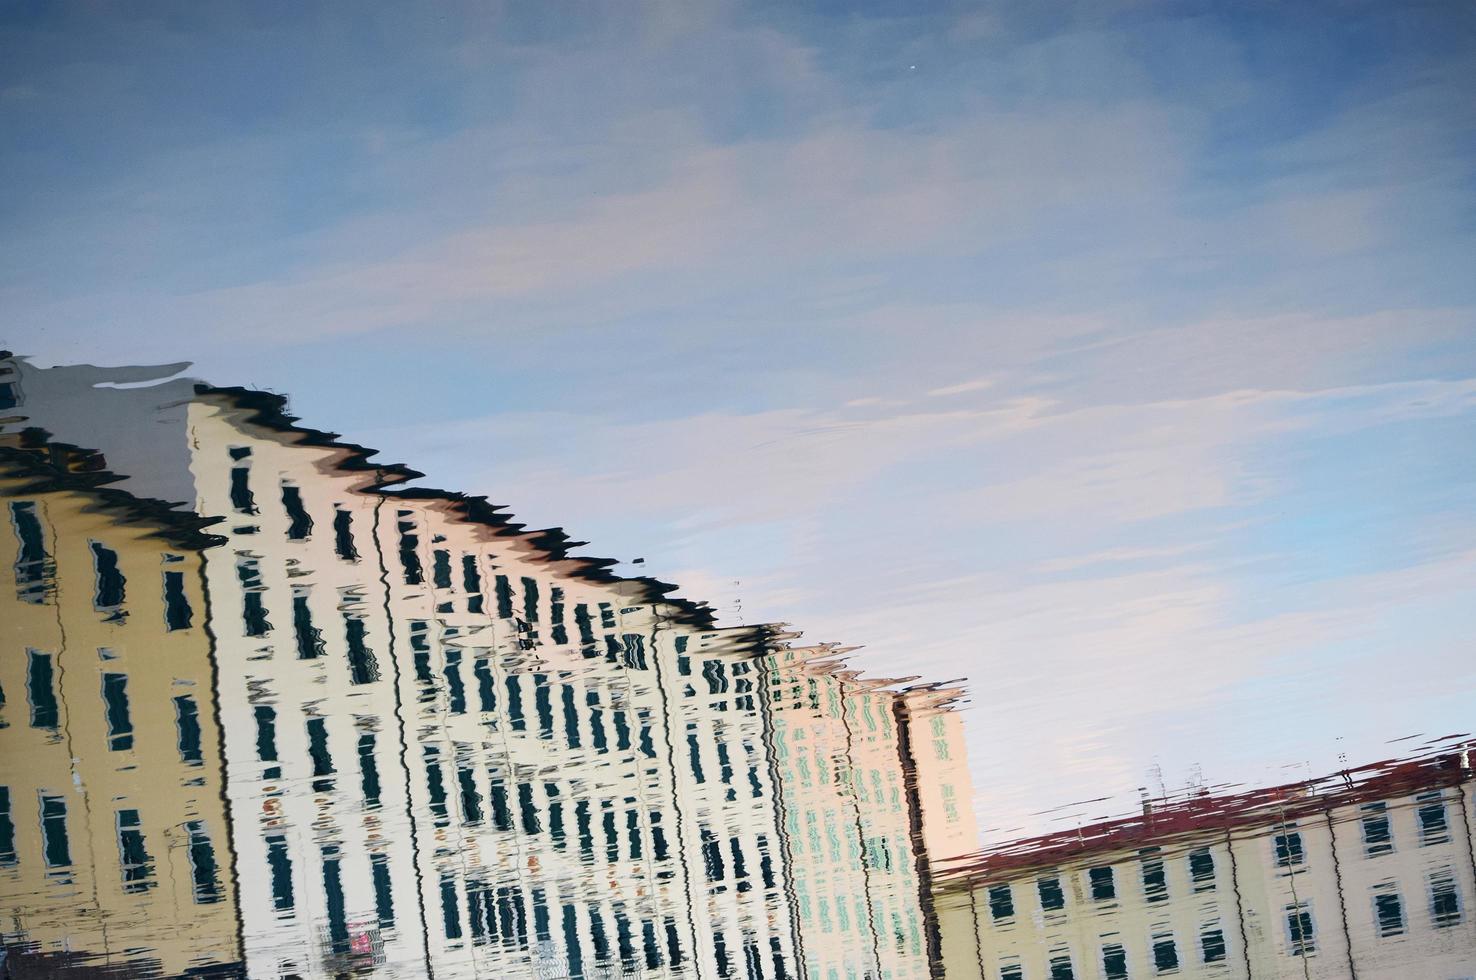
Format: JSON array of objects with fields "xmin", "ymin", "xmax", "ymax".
[{"xmin": 0, "ymin": 450, "xmax": 242, "ymax": 975}]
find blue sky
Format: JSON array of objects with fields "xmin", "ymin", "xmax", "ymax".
[{"xmin": 4, "ymin": 0, "xmax": 1475, "ymax": 840}]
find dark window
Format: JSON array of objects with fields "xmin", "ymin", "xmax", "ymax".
[
  {"xmin": 397, "ymin": 513, "xmax": 423, "ymax": 585},
  {"xmin": 91, "ymin": 542, "xmax": 126, "ymax": 616},
  {"xmin": 174, "ymin": 696, "xmax": 203, "ymax": 765},
  {"xmin": 701, "ymin": 828, "xmax": 725, "ymax": 881},
  {"xmin": 10, "ymin": 501, "xmax": 51, "ymax": 601},
  {"xmin": 504, "ymin": 676, "xmax": 525, "ymax": 730},
  {"xmin": 425, "ymin": 749, "xmax": 449, "ymax": 825},
  {"xmin": 458, "ymin": 767, "xmax": 483, "ymax": 824},
  {"xmin": 462, "ymin": 555, "xmax": 483, "ymax": 613},
  {"xmin": 1141, "ymin": 848, "xmax": 1167, "ymax": 902},
  {"xmin": 0, "ymin": 787, "xmax": 15, "ymax": 865},
  {"xmin": 163, "ymin": 570, "xmax": 193, "ymax": 630},
  {"xmin": 564, "ymin": 686, "xmax": 582, "ymax": 749},
  {"xmin": 1274, "ymin": 829, "xmax": 1305, "ymax": 868},
  {"xmin": 521, "ymin": 576, "xmax": 539, "ymax": 622},
  {"xmin": 1201, "ymin": 927, "xmax": 1226, "ymax": 962},
  {"xmin": 1189, "ymin": 847, "xmax": 1216, "ymax": 889},
  {"xmin": 293, "ymin": 593, "xmax": 324, "ymax": 659},
  {"xmin": 518, "ymin": 782, "xmax": 541, "ymax": 835},
  {"xmin": 27, "ymin": 651, "xmax": 57, "ymax": 728},
  {"xmin": 1417, "ymin": 791, "xmax": 1450, "ymax": 844},
  {"xmin": 1430, "ymin": 871, "xmax": 1462, "ymax": 927},
  {"xmin": 359, "ymin": 733, "xmax": 381, "ymax": 807},
  {"xmin": 1286, "ymin": 904, "xmax": 1315, "ymax": 955},
  {"xmin": 306, "ymin": 717, "xmax": 334, "ymax": 790},
  {"xmin": 372, "ymin": 853, "xmax": 394, "ymax": 927},
  {"xmin": 253, "ymin": 705, "xmax": 278, "ymax": 762},
  {"xmin": 1361, "ymin": 802, "xmax": 1393, "ymax": 856},
  {"xmin": 576, "ymin": 800, "xmax": 594, "ymax": 859},
  {"xmin": 603, "ymin": 808, "xmax": 619, "ymax": 863},
  {"xmin": 495, "ymin": 575, "xmax": 514, "ymax": 619},
  {"xmin": 1088, "ymin": 865, "xmax": 1115, "ymax": 901},
  {"xmin": 1151, "ymin": 933, "xmax": 1178, "ymax": 973},
  {"xmin": 281, "ymin": 485, "xmax": 313, "ymax": 540},
  {"xmin": 688, "ymin": 732, "xmax": 705, "ymax": 783},
  {"xmin": 186, "ymin": 820, "xmax": 221, "ymax": 903},
  {"xmin": 1038, "ymin": 875, "xmax": 1065, "ymax": 911},
  {"xmin": 988, "ymin": 883, "xmax": 1014, "ymax": 920},
  {"xmin": 444, "ymin": 650, "xmax": 466, "ymax": 714},
  {"xmin": 535, "ymin": 675, "xmax": 554, "ymax": 739},
  {"xmin": 101, "ymin": 672, "xmax": 133, "ymax": 751},
  {"xmin": 1049, "ymin": 951, "xmax": 1074, "ymax": 980},
  {"xmin": 267, "ymin": 834, "xmax": 294, "ymax": 911},
  {"xmin": 236, "ymin": 558, "xmax": 269, "ymax": 636},
  {"xmin": 1374, "ymin": 890, "xmax": 1404, "ymax": 936},
  {"xmin": 1101, "ymin": 942, "xmax": 1127, "ymax": 980},
  {"xmin": 563, "ymin": 904, "xmax": 584, "ymax": 977},
  {"xmin": 550, "ymin": 587, "xmax": 567, "ymax": 644},
  {"xmin": 474, "ymin": 658, "xmax": 496, "ymax": 714},
  {"xmin": 323, "ymin": 846, "xmax": 348, "ymax": 952},
  {"xmin": 333, "ymin": 507, "xmax": 358, "ymax": 561},
  {"xmin": 229, "ymin": 466, "xmax": 256, "ymax": 515},
  {"xmin": 575, "ymin": 603, "xmax": 595, "ymax": 645},
  {"xmin": 41, "ymin": 794, "xmax": 70, "ymax": 868},
  {"xmin": 489, "ymin": 777, "xmax": 513, "ymax": 832},
  {"xmin": 116, "ymin": 809, "xmax": 152, "ymax": 892},
  {"xmin": 344, "ymin": 614, "xmax": 378, "ymax": 684},
  {"xmin": 433, "ymin": 549, "xmax": 453, "ymax": 590},
  {"xmin": 441, "ymin": 875, "xmax": 463, "ymax": 939},
  {"xmin": 1000, "ymin": 965, "xmax": 1023, "ymax": 980}
]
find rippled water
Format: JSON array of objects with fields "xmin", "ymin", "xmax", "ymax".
[{"xmin": 0, "ymin": 353, "xmax": 1471, "ymax": 979}]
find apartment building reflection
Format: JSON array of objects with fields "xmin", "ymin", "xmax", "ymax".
[
  {"xmin": 0, "ymin": 438, "xmax": 242, "ymax": 977},
  {"xmin": 934, "ymin": 750, "xmax": 1476, "ymax": 980},
  {"xmin": 0, "ymin": 354, "xmax": 979, "ymax": 980}
]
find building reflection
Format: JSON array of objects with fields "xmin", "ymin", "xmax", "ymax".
[{"xmin": 0, "ymin": 354, "xmax": 977, "ymax": 979}]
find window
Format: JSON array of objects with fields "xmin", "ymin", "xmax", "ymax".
[
  {"xmin": 396, "ymin": 513, "xmax": 422, "ymax": 585},
  {"xmin": 115, "ymin": 809, "xmax": 152, "ymax": 892},
  {"xmin": 253, "ymin": 705, "xmax": 278, "ymax": 765},
  {"xmin": 1151, "ymin": 933, "xmax": 1179, "ymax": 974},
  {"xmin": 27, "ymin": 651, "xmax": 57, "ymax": 729},
  {"xmin": 1417, "ymin": 791, "xmax": 1450, "ymax": 845},
  {"xmin": 0, "ymin": 787, "xmax": 14, "ymax": 865},
  {"xmin": 332, "ymin": 506, "xmax": 358, "ymax": 561},
  {"xmin": 462, "ymin": 555, "xmax": 483, "ymax": 613},
  {"xmin": 999, "ymin": 962, "xmax": 1023, "ymax": 980},
  {"xmin": 292, "ymin": 592, "xmax": 324, "ymax": 659},
  {"xmin": 101, "ymin": 672, "xmax": 133, "ymax": 751},
  {"xmin": 1200, "ymin": 925, "xmax": 1226, "ymax": 963},
  {"xmin": 1361, "ymin": 802, "xmax": 1393, "ymax": 856},
  {"xmin": 432, "ymin": 549, "xmax": 453, "ymax": 590},
  {"xmin": 343, "ymin": 612, "xmax": 378, "ymax": 684},
  {"xmin": 1101, "ymin": 942, "xmax": 1128, "ymax": 980},
  {"xmin": 1372, "ymin": 884, "xmax": 1404, "ymax": 936},
  {"xmin": 1285, "ymin": 902, "xmax": 1315, "ymax": 956},
  {"xmin": 41, "ymin": 794, "xmax": 70, "ymax": 868},
  {"xmin": 371, "ymin": 853, "xmax": 394, "ymax": 927},
  {"xmin": 236, "ymin": 557, "xmax": 269, "ymax": 636},
  {"xmin": 1089, "ymin": 866, "xmax": 1116, "ymax": 901},
  {"xmin": 1048, "ymin": 949, "xmax": 1074, "ymax": 980},
  {"xmin": 185, "ymin": 822, "xmax": 218, "ymax": 901},
  {"xmin": 306, "ymin": 717, "xmax": 334, "ymax": 790},
  {"xmin": 1273, "ymin": 828, "xmax": 1304, "ymax": 869},
  {"xmin": 1038, "ymin": 875, "xmax": 1066, "ymax": 912},
  {"xmin": 359, "ymin": 733, "xmax": 381, "ymax": 806},
  {"xmin": 10, "ymin": 501, "xmax": 51, "ymax": 602},
  {"xmin": 323, "ymin": 846, "xmax": 348, "ymax": 953},
  {"xmin": 228, "ymin": 449, "xmax": 257, "ymax": 514},
  {"xmin": 1188, "ymin": 848, "xmax": 1215, "ymax": 890},
  {"xmin": 267, "ymin": 834, "xmax": 293, "ymax": 912},
  {"xmin": 162, "ymin": 569, "xmax": 193, "ymax": 630},
  {"xmin": 91, "ymin": 542, "xmax": 126, "ymax": 618},
  {"xmin": 1140, "ymin": 848, "xmax": 1167, "ymax": 903},
  {"xmin": 174, "ymin": 696, "xmax": 203, "ymax": 765},
  {"xmin": 280, "ymin": 485, "xmax": 313, "ymax": 540},
  {"xmin": 458, "ymin": 767, "xmax": 482, "ymax": 824},
  {"xmin": 1429, "ymin": 869, "xmax": 1462, "ymax": 927}
]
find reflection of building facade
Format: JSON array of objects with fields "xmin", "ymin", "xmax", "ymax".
[
  {"xmin": 935, "ymin": 751, "xmax": 1476, "ymax": 980},
  {"xmin": 0, "ymin": 440, "xmax": 242, "ymax": 976},
  {"xmin": 1, "ymin": 355, "xmax": 980, "ymax": 980}
]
